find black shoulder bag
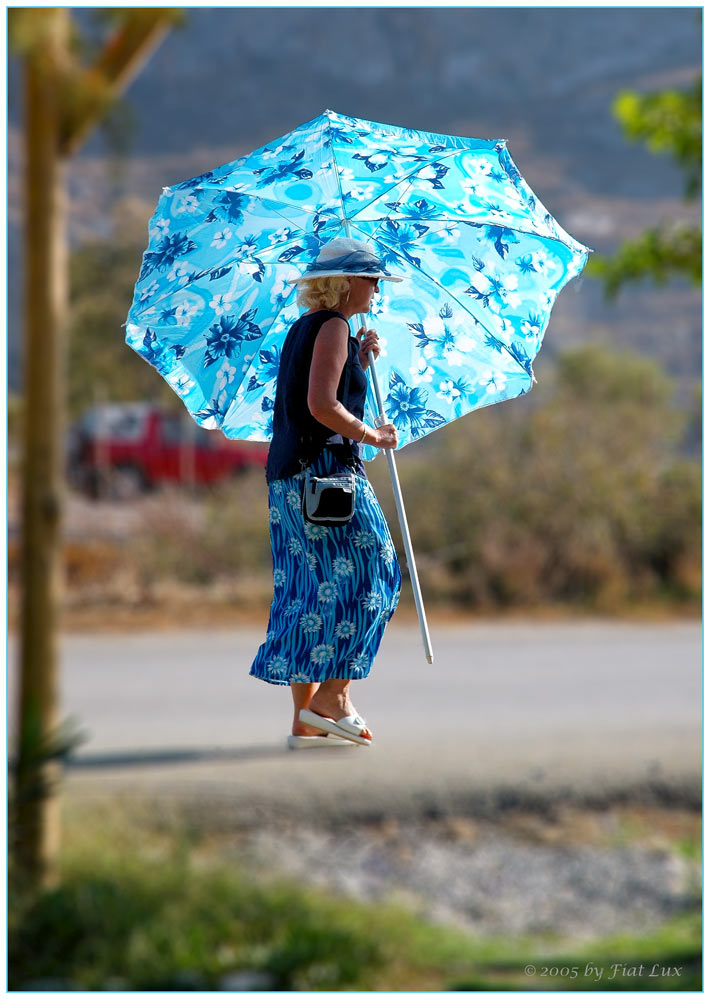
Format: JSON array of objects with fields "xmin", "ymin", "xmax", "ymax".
[{"xmin": 300, "ymin": 341, "xmax": 359, "ymax": 527}]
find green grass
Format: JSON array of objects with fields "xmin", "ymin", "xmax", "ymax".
[{"xmin": 9, "ymin": 809, "xmax": 702, "ymax": 992}]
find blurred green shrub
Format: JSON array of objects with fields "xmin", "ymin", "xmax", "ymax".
[
  {"xmin": 67, "ymin": 204, "xmax": 184, "ymax": 419},
  {"xmin": 127, "ymin": 467, "xmax": 271, "ymax": 589},
  {"xmin": 7, "ymin": 827, "xmax": 420, "ymax": 990},
  {"xmin": 369, "ymin": 345, "xmax": 700, "ymax": 611}
]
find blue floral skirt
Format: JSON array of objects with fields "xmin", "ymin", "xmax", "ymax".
[{"xmin": 250, "ymin": 449, "xmax": 402, "ymax": 686}]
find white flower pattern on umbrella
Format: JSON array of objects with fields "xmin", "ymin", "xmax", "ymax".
[
  {"xmin": 410, "ymin": 358, "xmax": 435, "ymax": 385},
  {"xmin": 478, "ymin": 369, "xmax": 508, "ymax": 394},
  {"xmin": 211, "ymin": 228, "xmax": 233, "ymax": 249},
  {"xmin": 216, "ymin": 361, "xmax": 237, "ymax": 389},
  {"xmin": 166, "ymin": 261, "xmax": 191, "ymax": 285},
  {"xmin": 168, "ymin": 371, "xmax": 195, "ymax": 396},
  {"xmin": 210, "ymin": 292, "xmax": 235, "ymax": 316},
  {"xmin": 521, "ymin": 315, "xmax": 543, "ymax": 339},
  {"xmin": 174, "ymin": 192, "xmax": 200, "ymax": 215},
  {"xmin": 174, "ymin": 300, "xmax": 201, "ymax": 326}
]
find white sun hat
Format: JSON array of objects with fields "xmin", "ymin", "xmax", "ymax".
[{"xmin": 287, "ymin": 237, "xmax": 403, "ymax": 283}]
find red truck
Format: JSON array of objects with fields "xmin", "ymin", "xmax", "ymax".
[{"xmin": 68, "ymin": 403, "xmax": 269, "ymax": 499}]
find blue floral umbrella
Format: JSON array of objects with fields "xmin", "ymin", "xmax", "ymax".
[{"xmin": 125, "ymin": 109, "xmax": 590, "ymax": 461}]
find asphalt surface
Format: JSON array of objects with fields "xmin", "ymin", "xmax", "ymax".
[{"xmin": 8, "ymin": 619, "xmax": 702, "ymax": 822}]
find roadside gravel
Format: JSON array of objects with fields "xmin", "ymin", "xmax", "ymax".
[{"xmin": 237, "ymin": 812, "xmax": 700, "ymax": 939}]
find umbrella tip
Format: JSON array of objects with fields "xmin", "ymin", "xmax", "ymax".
[{"xmin": 426, "ymin": 654, "xmax": 434, "ymax": 665}]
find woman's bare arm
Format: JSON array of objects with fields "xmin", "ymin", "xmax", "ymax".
[{"xmin": 307, "ymin": 317, "xmax": 397, "ymax": 448}]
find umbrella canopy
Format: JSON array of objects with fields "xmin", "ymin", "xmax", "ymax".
[{"xmin": 126, "ymin": 109, "xmax": 590, "ymax": 459}]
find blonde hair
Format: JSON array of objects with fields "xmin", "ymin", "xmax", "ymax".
[{"xmin": 296, "ymin": 275, "xmax": 350, "ymax": 311}]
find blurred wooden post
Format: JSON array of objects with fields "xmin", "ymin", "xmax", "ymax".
[
  {"xmin": 12, "ymin": 7, "xmax": 179, "ymax": 891},
  {"xmin": 15, "ymin": 8, "xmax": 70, "ymax": 888}
]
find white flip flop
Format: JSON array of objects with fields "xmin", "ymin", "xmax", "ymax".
[
  {"xmin": 299, "ymin": 708, "xmax": 373, "ymax": 747},
  {"xmin": 286, "ymin": 734, "xmax": 356, "ymax": 750}
]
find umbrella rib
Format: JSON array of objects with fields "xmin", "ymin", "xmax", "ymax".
[
  {"xmin": 349, "ymin": 220, "xmax": 535, "ymax": 382},
  {"xmin": 220, "ymin": 118, "xmax": 347, "ymax": 428},
  {"xmin": 152, "ymin": 188, "xmax": 336, "ymax": 262},
  {"xmin": 200, "ymin": 185, "xmax": 330, "ymax": 218},
  {"xmin": 220, "ymin": 292, "xmax": 301, "ymax": 430},
  {"xmin": 325, "ymin": 114, "xmax": 349, "ymax": 227},
  {"xmin": 134, "ymin": 120, "xmax": 348, "ymax": 321},
  {"xmin": 346, "ymin": 157, "xmax": 522, "ymax": 322},
  {"xmin": 345, "ymin": 150, "xmax": 462, "ymax": 222},
  {"xmin": 128, "ymin": 238, "xmax": 260, "ymax": 324},
  {"xmin": 364, "ymin": 211, "xmax": 579, "ymax": 255},
  {"xmin": 344, "ymin": 144, "xmax": 584, "ymax": 252},
  {"xmin": 359, "ymin": 201, "xmax": 579, "ymax": 255},
  {"xmin": 446, "ymin": 216, "xmax": 583, "ymax": 250},
  {"xmin": 357, "ymin": 211, "xmax": 562, "ymax": 236},
  {"xmin": 356, "ymin": 168, "xmax": 433, "ymax": 248},
  {"xmin": 243, "ymin": 196, "xmax": 334, "ymax": 232},
  {"xmin": 329, "ymin": 120, "xmax": 464, "ymax": 241},
  {"xmin": 346, "ymin": 149, "xmax": 573, "ymax": 275},
  {"xmin": 129, "ymin": 205, "xmax": 345, "ymax": 324}
]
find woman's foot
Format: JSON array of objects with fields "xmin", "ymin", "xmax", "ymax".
[{"xmin": 307, "ymin": 684, "xmax": 373, "ymax": 741}]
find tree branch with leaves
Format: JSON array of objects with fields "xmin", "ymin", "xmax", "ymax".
[{"xmin": 588, "ymin": 76, "xmax": 701, "ymax": 299}]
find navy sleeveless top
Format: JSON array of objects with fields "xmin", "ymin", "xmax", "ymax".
[{"xmin": 266, "ymin": 309, "xmax": 368, "ymax": 482}]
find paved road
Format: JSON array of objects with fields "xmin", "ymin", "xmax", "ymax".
[{"xmin": 8, "ymin": 620, "xmax": 701, "ymax": 820}]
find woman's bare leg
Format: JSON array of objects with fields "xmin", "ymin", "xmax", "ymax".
[
  {"xmin": 307, "ymin": 678, "xmax": 372, "ymax": 740},
  {"xmin": 290, "ymin": 681, "xmax": 324, "ymax": 736}
]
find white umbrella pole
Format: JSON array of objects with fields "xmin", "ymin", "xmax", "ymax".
[{"xmin": 359, "ymin": 323, "xmax": 434, "ymax": 665}]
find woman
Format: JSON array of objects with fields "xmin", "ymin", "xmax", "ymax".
[{"xmin": 249, "ymin": 237, "xmax": 403, "ymax": 749}]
